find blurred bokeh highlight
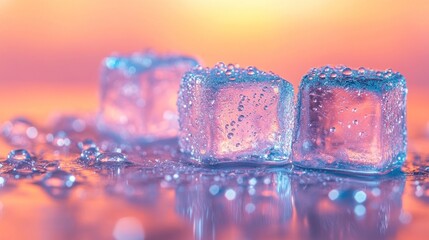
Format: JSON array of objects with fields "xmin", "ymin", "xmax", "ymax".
[{"xmin": 0, "ymin": 0, "xmax": 428, "ymax": 138}]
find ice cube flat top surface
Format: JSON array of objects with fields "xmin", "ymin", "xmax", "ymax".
[
  {"xmin": 302, "ymin": 66, "xmax": 406, "ymax": 93},
  {"xmin": 178, "ymin": 63, "xmax": 294, "ymax": 164},
  {"xmin": 293, "ymin": 66, "xmax": 407, "ymax": 174},
  {"xmin": 188, "ymin": 63, "xmax": 291, "ymax": 88},
  {"xmin": 103, "ymin": 51, "xmax": 199, "ymax": 74}
]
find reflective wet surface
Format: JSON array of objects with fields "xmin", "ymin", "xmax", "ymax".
[{"xmin": 0, "ymin": 116, "xmax": 428, "ymax": 240}]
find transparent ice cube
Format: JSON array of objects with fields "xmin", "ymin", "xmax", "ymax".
[
  {"xmin": 97, "ymin": 51, "xmax": 198, "ymax": 142},
  {"xmin": 178, "ymin": 63, "xmax": 294, "ymax": 165},
  {"xmin": 293, "ymin": 66, "xmax": 407, "ymax": 174}
]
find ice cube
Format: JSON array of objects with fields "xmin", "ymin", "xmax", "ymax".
[
  {"xmin": 97, "ymin": 51, "xmax": 198, "ymax": 141},
  {"xmin": 293, "ymin": 66, "xmax": 407, "ymax": 174},
  {"xmin": 178, "ymin": 63, "xmax": 294, "ymax": 165}
]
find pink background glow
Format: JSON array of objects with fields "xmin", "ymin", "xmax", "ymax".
[{"xmin": 0, "ymin": 0, "xmax": 428, "ymax": 138}]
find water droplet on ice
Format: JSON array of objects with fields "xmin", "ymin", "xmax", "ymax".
[
  {"xmin": 238, "ymin": 115, "xmax": 245, "ymax": 122},
  {"xmin": 358, "ymin": 67, "xmax": 366, "ymax": 75},
  {"xmin": 330, "ymin": 127, "xmax": 336, "ymax": 133},
  {"xmin": 330, "ymin": 73, "xmax": 337, "ymax": 79},
  {"xmin": 238, "ymin": 105, "xmax": 244, "ymax": 111},
  {"xmin": 342, "ymin": 68, "xmax": 353, "ymax": 76},
  {"xmin": 247, "ymin": 67, "xmax": 255, "ymax": 75}
]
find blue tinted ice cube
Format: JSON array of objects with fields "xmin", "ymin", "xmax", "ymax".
[
  {"xmin": 293, "ymin": 66, "xmax": 407, "ymax": 174},
  {"xmin": 178, "ymin": 63, "xmax": 294, "ymax": 165},
  {"xmin": 97, "ymin": 51, "xmax": 198, "ymax": 141}
]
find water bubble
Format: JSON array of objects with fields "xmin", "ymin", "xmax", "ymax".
[
  {"xmin": 78, "ymin": 139, "xmax": 97, "ymax": 151},
  {"xmin": 227, "ymin": 63, "xmax": 235, "ymax": 70},
  {"xmin": 5, "ymin": 149, "xmax": 35, "ymax": 173},
  {"xmin": 358, "ymin": 67, "xmax": 366, "ymax": 75},
  {"xmin": 96, "ymin": 152, "xmax": 128, "ymax": 164},
  {"xmin": 41, "ymin": 170, "xmax": 76, "ymax": 188},
  {"xmin": 342, "ymin": 68, "xmax": 353, "ymax": 76},
  {"xmin": 227, "ymin": 133, "xmax": 234, "ymax": 139},
  {"xmin": 80, "ymin": 147, "xmax": 101, "ymax": 165},
  {"xmin": 247, "ymin": 67, "xmax": 255, "ymax": 75},
  {"xmin": 324, "ymin": 66, "xmax": 333, "ymax": 72},
  {"xmin": 7, "ymin": 149, "xmax": 32, "ymax": 162},
  {"xmin": 238, "ymin": 115, "xmax": 245, "ymax": 122}
]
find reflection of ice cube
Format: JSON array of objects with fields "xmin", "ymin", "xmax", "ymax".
[
  {"xmin": 293, "ymin": 66, "xmax": 407, "ymax": 174},
  {"xmin": 178, "ymin": 63, "xmax": 294, "ymax": 164},
  {"xmin": 175, "ymin": 169, "xmax": 293, "ymax": 239},
  {"xmin": 97, "ymin": 51, "xmax": 198, "ymax": 141},
  {"xmin": 292, "ymin": 171, "xmax": 405, "ymax": 239}
]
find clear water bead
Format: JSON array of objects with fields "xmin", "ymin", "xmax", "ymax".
[
  {"xmin": 96, "ymin": 152, "xmax": 128, "ymax": 164},
  {"xmin": 80, "ymin": 147, "xmax": 101, "ymax": 165}
]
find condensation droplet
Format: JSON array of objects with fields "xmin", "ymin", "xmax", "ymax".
[
  {"xmin": 342, "ymin": 68, "xmax": 353, "ymax": 76},
  {"xmin": 80, "ymin": 147, "xmax": 101, "ymax": 165}
]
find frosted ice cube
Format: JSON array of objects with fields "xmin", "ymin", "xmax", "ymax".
[
  {"xmin": 293, "ymin": 66, "xmax": 407, "ymax": 174},
  {"xmin": 178, "ymin": 63, "xmax": 294, "ymax": 165},
  {"xmin": 97, "ymin": 51, "xmax": 198, "ymax": 141}
]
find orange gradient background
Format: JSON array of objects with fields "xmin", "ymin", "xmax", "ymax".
[{"xmin": 0, "ymin": 0, "xmax": 428, "ymax": 138}]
